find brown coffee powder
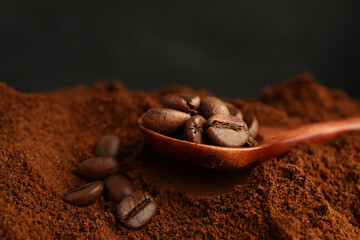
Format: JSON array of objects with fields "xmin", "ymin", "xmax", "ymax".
[{"xmin": 1, "ymin": 73, "xmax": 360, "ymax": 239}]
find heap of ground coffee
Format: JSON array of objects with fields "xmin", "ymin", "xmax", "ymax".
[{"xmin": 1, "ymin": 73, "xmax": 360, "ymax": 239}]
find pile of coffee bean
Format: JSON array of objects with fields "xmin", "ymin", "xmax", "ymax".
[
  {"xmin": 142, "ymin": 93, "xmax": 259, "ymax": 147},
  {"xmin": 63, "ymin": 134, "xmax": 156, "ymax": 229}
]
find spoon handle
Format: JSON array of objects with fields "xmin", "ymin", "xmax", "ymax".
[
  {"xmin": 266, "ymin": 116, "xmax": 360, "ymax": 150},
  {"xmin": 252, "ymin": 116, "xmax": 360, "ymax": 167},
  {"xmin": 277, "ymin": 116, "xmax": 360, "ymax": 143}
]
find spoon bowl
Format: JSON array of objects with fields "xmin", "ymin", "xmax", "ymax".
[{"xmin": 138, "ymin": 116, "xmax": 360, "ymax": 170}]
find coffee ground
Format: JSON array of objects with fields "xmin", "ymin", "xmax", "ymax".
[{"xmin": 1, "ymin": 73, "xmax": 360, "ymax": 239}]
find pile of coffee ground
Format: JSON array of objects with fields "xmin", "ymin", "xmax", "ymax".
[{"xmin": 1, "ymin": 73, "xmax": 360, "ymax": 239}]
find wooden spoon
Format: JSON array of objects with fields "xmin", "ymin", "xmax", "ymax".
[{"xmin": 138, "ymin": 116, "xmax": 360, "ymax": 170}]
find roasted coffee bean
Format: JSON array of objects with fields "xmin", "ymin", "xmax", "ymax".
[
  {"xmin": 183, "ymin": 115, "xmax": 207, "ymax": 143},
  {"xmin": 103, "ymin": 174, "xmax": 134, "ymax": 203},
  {"xmin": 76, "ymin": 157, "xmax": 120, "ymax": 181},
  {"xmin": 142, "ymin": 108, "xmax": 191, "ymax": 135},
  {"xmin": 205, "ymin": 114, "xmax": 249, "ymax": 147},
  {"xmin": 245, "ymin": 136, "xmax": 258, "ymax": 147},
  {"xmin": 244, "ymin": 116, "xmax": 259, "ymax": 137},
  {"xmin": 117, "ymin": 191, "xmax": 157, "ymax": 229},
  {"xmin": 94, "ymin": 134, "xmax": 121, "ymax": 158},
  {"xmin": 225, "ymin": 103, "xmax": 243, "ymax": 120},
  {"xmin": 162, "ymin": 93, "xmax": 201, "ymax": 113},
  {"xmin": 190, "ymin": 110, "xmax": 198, "ymax": 116},
  {"xmin": 198, "ymin": 96, "xmax": 230, "ymax": 119},
  {"xmin": 63, "ymin": 181, "xmax": 103, "ymax": 206}
]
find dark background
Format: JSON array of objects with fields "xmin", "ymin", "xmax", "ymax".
[{"xmin": 1, "ymin": 1, "xmax": 359, "ymax": 98}]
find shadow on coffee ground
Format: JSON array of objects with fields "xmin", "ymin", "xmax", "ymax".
[{"xmin": 137, "ymin": 145, "xmax": 254, "ymax": 197}]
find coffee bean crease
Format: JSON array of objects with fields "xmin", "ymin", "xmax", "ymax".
[{"xmin": 211, "ymin": 121, "xmax": 245, "ymax": 131}]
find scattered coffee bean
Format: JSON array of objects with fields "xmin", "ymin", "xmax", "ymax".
[
  {"xmin": 94, "ymin": 134, "xmax": 121, "ymax": 158},
  {"xmin": 183, "ymin": 115, "xmax": 207, "ymax": 143},
  {"xmin": 76, "ymin": 157, "xmax": 120, "ymax": 181},
  {"xmin": 206, "ymin": 114, "xmax": 249, "ymax": 147},
  {"xmin": 226, "ymin": 103, "xmax": 243, "ymax": 120},
  {"xmin": 103, "ymin": 174, "xmax": 135, "ymax": 203},
  {"xmin": 198, "ymin": 96, "xmax": 230, "ymax": 119},
  {"xmin": 117, "ymin": 191, "xmax": 157, "ymax": 229},
  {"xmin": 142, "ymin": 108, "xmax": 191, "ymax": 135},
  {"xmin": 162, "ymin": 93, "xmax": 201, "ymax": 113},
  {"xmin": 67, "ymin": 134, "xmax": 158, "ymax": 229},
  {"xmin": 63, "ymin": 181, "xmax": 103, "ymax": 206},
  {"xmin": 244, "ymin": 116, "xmax": 259, "ymax": 137}
]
